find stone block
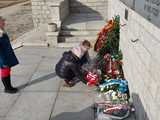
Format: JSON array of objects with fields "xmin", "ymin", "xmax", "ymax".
[
  {"xmin": 39, "ymin": 2, "xmax": 45, "ymax": 5},
  {"xmin": 31, "ymin": 0, "xmax": 40, "ymax": 1},
  {"xmin": 31, "ymin": 2, "xmax": 38, "ymax": 6},
  {"xmin": 152, "ymin": 43, "xmax": 160, "ymax": 65},
  {"xmin": 34, "ymin": 6, "xmax": 41, "ymax": 10},
  {"xmin": 42, "ymin": 6, "xmax": 47, "ymax": 10},
  {"xmin": 132, "ymin": 42, "xmax": 151, "ymax": 70},
  {"xmin": 46, "ymin": 32, "xmax": 59, "ymax": 47},
  {"xmin": 139, "ymin": 28, "xmax": 158, "ymax": 54}
]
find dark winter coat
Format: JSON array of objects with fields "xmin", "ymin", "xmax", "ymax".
[
  {"xmin": 0, "ymin": 33, "xmax": 19, "ymax": 68},
  {"xmin": 55, "ymin": 51, "xmax": 89, "ymax": 80}
]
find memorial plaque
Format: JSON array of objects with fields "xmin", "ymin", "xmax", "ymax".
[{"xmin": 121, "ymin": 0, "xmax": 160, "ymax": 28}]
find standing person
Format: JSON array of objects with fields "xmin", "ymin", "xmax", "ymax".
[
  {"xmin": 55, "ymin": 40, "xmax": 91, "ymax": 87},
  {"xmin": 0, "ymin": 16, "xmax": 19, "ymax": 94}
]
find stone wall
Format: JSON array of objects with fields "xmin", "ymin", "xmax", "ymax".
[
  {"xmin": 0, "ymin": 1, "xmax": 34, "ymax": 40},
  {"xmin": 69, "ymin": 0, "xmax": 108, "ymax": 20},
  {"xmin": 108, "ymin": 0, "xmax": 160, "ymax": 120},
  {"xmin": 31, "ymin": 0, "xmax": 69, "ymax": 28},
  {"xmin": 31, "ymin": 0, "xmax": 50, "ymax": 27},
  {"xmin": 31, "ymin": 0, "xmax": 108, "ymax": 28}
]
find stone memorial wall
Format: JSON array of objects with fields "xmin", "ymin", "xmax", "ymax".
[{"xmin": 121, "ymin": 0, "xmax": 160, "ymax": 28}]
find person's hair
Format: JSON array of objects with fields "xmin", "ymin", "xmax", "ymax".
[{"xmin": 82, "ymin": 40, "xmax": 91, "ymax": 48}]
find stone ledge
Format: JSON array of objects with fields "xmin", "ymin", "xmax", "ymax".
[
  {"xmin": 46, "ymin": 32, "xmax": 59, "ymax": 47},
  {"xmin": 46, "ymin": 32, "xmax": 59, "ymax": 36},
  {"xmin": 48, "ymin": 0, "xmax": 65, "ymax": 7}
]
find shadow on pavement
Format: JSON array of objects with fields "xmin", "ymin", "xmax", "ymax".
[
  {"xmin": 50, "ymin": 105, "xmax": 95, "ymax": 120},
  {"xmin": 132, "ymin": 93, "xmax": 150, "ymax": 120},
  {"xmin": 18, "ymin": 72, "xmax": 57, "ymax": 90}
]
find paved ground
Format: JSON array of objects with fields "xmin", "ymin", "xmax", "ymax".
[
  {"xmin": 0, "ymin": 0, "xmax": 28, "ymax": 8},
  {"xmin": 0, "ymin": 1, "xmax": 34, "ymax": 40},
  {"xmin": 0, "ymin": 46, "xmax": 97, "ymax": 120},
  {"xmin": 0, "ymin": 46, "xmax": 136, "ymax": 120}
]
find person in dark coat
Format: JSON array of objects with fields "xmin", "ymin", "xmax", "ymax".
[
  {"xmin": 0, "ymin": 16, "xmax": 19, "ymax": 94},
  {"xmin": 55, "ymin": 40, "xmax": 91, "ymax": 87}
]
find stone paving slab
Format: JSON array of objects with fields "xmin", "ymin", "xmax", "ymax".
[
  {"xmin": 60, "ymin": 81, "xmax": 96, "ymax": 93},
  {"xmin": 0, "ymin": 1, "xmax": 33, "ymax": 41},
  {"xmin": 0, "ymin": 46, "xmax": 136, "ymax": 120},
  {"xmin": 15, "ymin": 47, "xmax": 69, "ymax": 58},
  {"xmin": 16, "ymin": 53, "xmax": 42, "ymax": 65},
  {"xmin": 12, "ymin": 64, "xmax": 38, "ymax": 77},
  {"xmin": 37, "ymin": 58, "xmax": 58, "ymax": 72},
  {"xmin": 0, "ymin": 93, "xmax": 19, "ymax": 117},
  {"xmin": 0, "ymin": 0, "xmax": 28, "ymax": 8},
  {"xmin": 5, "ymin": 92, "xmax": 57, "ymax": 120},
  {"xmin": 23, "ymin": 71, "xmax": 61, "ymax": 92},
  {"xmin": 0, "ymin": 117, "xmax": 5, "ymax": 120},
  {"xmin": 51, "ymin": 92, "xmax": 95, "ymax": 120},
  {"xmin": 11, "ymin": 75, "xmax": 30, "ymax": 90}
]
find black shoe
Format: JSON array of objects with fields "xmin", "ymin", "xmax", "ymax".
[
  {"xmin": 2, "ymin": 75, "xmax": 19, "ymax": 94},
  {"xmin": 4, "ymin": 87, "xmax": 18, "ymax": 94}
]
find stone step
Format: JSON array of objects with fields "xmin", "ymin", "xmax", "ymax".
[
  {"xmin": 70, "ymin": 2, "xmax": 106, "ymax": 7},
  {"xmin": 58, "ymin": 35, "xmax": 97, "ymax": 43},
  {"xmin": 59, "ymin": 30, "xmax": 99, "ymax": 36},
  {"xmin": 57, "ymin": 39, "xmax": 96, "ymax": 48},
  {"xmin": 57, "ymin": 42, "xmax": 79, "ymax": 48},
  {"xmin": 65, "ymin": 13, "xmax": 104, "ymax": 19},
  {"xmin": 70, "ymin": 0, "xmax": 107, "ymax": 7},
  {"xmin": 62, "ymin": 20, "xmax": 106, "ymax": 31},
  {"xmin": 70, "ymin": 6, "xmax": 106, "ymax": 14},
  {"xmin": 70, "ymin": 0, "xmax": 107, "ymax": 5},
  {"xmin": 69, "ymin": 0, "xmax": 107, "ymax": 18}
]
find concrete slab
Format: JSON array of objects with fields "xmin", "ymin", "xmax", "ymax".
[
  {"xmin": 60, "ymin": 81, "xmax": 96, "ymax": 93},
  {"xmin": 0, "ymin": 117, "xmax": 6, "ymax": 120},
  {"xmin": 37, "ymin": 57, "xmax": 59, "ymax": 72},
  {"xmin": 0, "ymin": 93, "xmax": 19, "ymax": 117},
  {"xmin": 15, "ymin": 47, "xmax": 69, "ymax": 58},
  {"xmin": 11, "ymin": 75, "xmax": 31, "ymax": 89},
  {"xmin": 16, "ymin": 54, "xmax": 42, "ymax": 66},
  {"xmin": 5, "ymin": 92, "xmax": 57, "ymax": 120},
  {"xmin": 23, "ymin": 71, "xmax": 62, "ymax": 92},
  {"xmin": 50, "ymin": 92, "xmax": 95, "ymax": 120},
  {"xmin": 12, "ymin": 64, "xmax": 38, "ymax": 77},
  {"xmin": 0, "ymin": 45, "xmax": 100, "ymax": 120},
  {"xmin": 15, "ymin": 46, "xmax": 50, "ymax": 56}
]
